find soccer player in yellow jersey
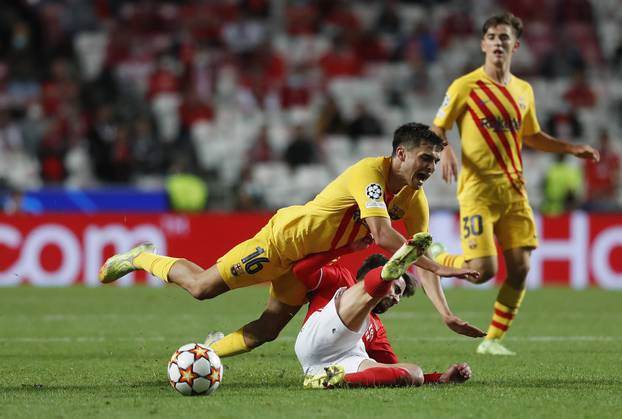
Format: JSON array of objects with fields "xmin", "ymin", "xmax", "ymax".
[
  {"xmin": 100, "ymin": 122, "xmax": 482, "ymax": 358},
  {"xmin": 430, "ymin": 13, "xmax": 600, "ymax": 355}
]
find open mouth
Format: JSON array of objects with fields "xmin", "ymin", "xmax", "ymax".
[
  {"xmin": 414, "ymin": 172, "xmax": 429, "ymax": 187},
  {"xmin": 494, "ymin": 49, "xmax": 504, "ymax": 56}
]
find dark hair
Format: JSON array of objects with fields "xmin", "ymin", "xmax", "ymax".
[
  {"xmin": 482, "ymin": 12, "xmax": 523, "ymax": 39},
  {"xmin": 391, "ymin": 122, "xmax": 444, "ymax": 156},
  {"xmin": 356, "ymin": 253, "xmax": 416, "ymax": 298}
]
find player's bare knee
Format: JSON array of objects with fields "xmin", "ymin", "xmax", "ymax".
[
  {"xmin": 512, "ymin": 262, "xmax": 530, "ymax": 282},
  {"xmin": 183, "ymin": 276, "xmax": 217, "ymax": 300},
  {"xmin": 467, "ymin": 259, "xmax": 497, "ymax": 283}
]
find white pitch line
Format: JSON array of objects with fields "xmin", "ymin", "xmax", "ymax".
[
  {"xmin": 277, "ymin": 336, "xmax": 621, "ymax": 342},
  {"xmin": 2, "ymin": 311, "xmax": 618, "ymax": 322},
  {"xmin": 0, "ymin": 336, "xmax": 619, "ymax": 344}
]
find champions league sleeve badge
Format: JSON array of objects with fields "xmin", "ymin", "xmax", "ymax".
[{"xmin": 365, "ymin": 183, "xmax": 386, "ymax": 209}]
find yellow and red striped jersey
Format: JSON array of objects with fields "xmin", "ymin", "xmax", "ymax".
[
  {"xmin": 433, "ymin": 67, "xmax": 541, "ymax": 203},
  {"xmin": 269, "ymin": 156, "xmax": 429, "ymax": 264}
]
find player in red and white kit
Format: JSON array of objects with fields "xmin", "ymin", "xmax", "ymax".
[{"xmin": 293, "ymin": 233, "xmax": 479, "ymax": 389}]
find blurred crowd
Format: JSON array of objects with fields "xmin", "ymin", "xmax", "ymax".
[{"xmin": 0, "ymin": 0, "xmax": 621, "ymax": 212}]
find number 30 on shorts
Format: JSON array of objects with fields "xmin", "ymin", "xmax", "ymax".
[{"xmin": 462, "ymin": 215, "xmax": 483, "ymax": 239}]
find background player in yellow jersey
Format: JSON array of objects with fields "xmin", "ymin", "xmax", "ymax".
[
  {"xmin": 100, "ymin": 122, "xmax": 483, "ymax": 358},
  {"xmin": 430, "ymin": 13, "xmax": 600, "ymax": 355}
]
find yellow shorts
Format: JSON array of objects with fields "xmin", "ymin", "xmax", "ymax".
[
  {"xmin": 216, "ymin": 224, "xmax": 307, "ymax": 306},
  {"xmin": 458, "ymin": 198, "xmax": 538, "ymax": 260}
]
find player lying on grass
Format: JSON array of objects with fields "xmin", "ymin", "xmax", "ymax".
[{"xmin": 293, "ymin": 232, "xmax": 478, "ymax": 389}]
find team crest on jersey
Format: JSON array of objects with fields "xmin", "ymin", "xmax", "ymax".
[
  {"xmin": 468, "ymin": 239, "xmax": 477, "ymax": 249},
  {"xmin": 388, "ymin": 206, "xmax": 404, "ymax": 220},
  {"xmin": 230, "ymin": 263, "xmax": 243, "ymax": 276},
  {"xmin": 518, "ymin": 96, "xmax": 527, "ymax": 111}
]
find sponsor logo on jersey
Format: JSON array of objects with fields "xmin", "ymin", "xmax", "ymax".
[{"xmin": 480, "ymin": 116, "xmax": 520, "ymax": 132}]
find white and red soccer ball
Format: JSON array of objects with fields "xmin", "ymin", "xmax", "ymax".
[{"xmin": 167, "ymin": 343, "xmax": 223, "ymax": 396}]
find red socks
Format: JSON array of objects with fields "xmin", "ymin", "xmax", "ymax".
[
  {"xmin": 363, "ymin": 267, "xmax": 392, "ymax": 298},
  {"xmin": 342, "ymin": 368, "xmax": 444, "ymax": 387},
  {"xmin": 344, "ymin": 367, "xmax": 412, "ymax": 387},
  {"xmin": 423, "ymin": 372, "xmax": 443, "ymax": 383}
]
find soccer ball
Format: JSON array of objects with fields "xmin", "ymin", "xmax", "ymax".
[{"xmin": 167, "ymin": 343, "xmax": 223, "ymax": 396}]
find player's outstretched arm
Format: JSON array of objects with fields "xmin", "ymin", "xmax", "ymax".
[
  {"xmin": 431, "ymin": 125, "xmax": 459, "ymax": 183},
  {"xmin": 415, "ymin": 255, "xmax": 480, "ymax": 279},
  {"xmin": 524, "ymin": 131, "xmax": 600, "ymax": 162},
  {"xmin": 416, "ymin": 267, "xmax": 486, "ymax": 338}
]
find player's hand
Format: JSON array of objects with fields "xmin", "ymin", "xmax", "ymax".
[
  {"xmin": 443, "ymin": 314, "xmax": 487, "ymax": 338},
  {"xmin": 439, "ymin": 362, "xmax": 472, "ymax": 383},
  {"xmin": 435, "ymin": 265, "xmax": 480, "ymax": 280},
  {"xmin": 441, "ymin": 145, "xmax": 459, "ymax": 183},
  {"xmin": 349, "ymin": 235, "xmax": 373, "ymax": 252},
  {"xmin": 572, "ymin": 144, "xmax": 600, "ymax": 162}
]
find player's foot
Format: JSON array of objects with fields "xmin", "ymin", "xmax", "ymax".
[
  {"xmin": 204, "ymin": 331, "xmax": 225, "ymax": 348},
  {"xmin": 98, "ymin": 243, "xmax": 156, "ymax": 284},
  {"xmin": 476, "ymin": 339, "xmax": 516, "ymax": 356},
  {"xmin": 428, "ymin": 242, "xmax": 447, "ymax": 263},
  {"xmin": 303, "ymin": 365, "xmax": 346, "ymax": 389},
  {"xmin": 381, "ymin": 232, "xmax": 432, "ymax": 280},
  {"xmin": 439, "ymin": 362, "xmax": 472, "ymax": 383}
]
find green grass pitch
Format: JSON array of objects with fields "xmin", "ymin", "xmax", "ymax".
[{"xmin": 1, "ymin": 285, "xmax": 620, "ymax": 419}]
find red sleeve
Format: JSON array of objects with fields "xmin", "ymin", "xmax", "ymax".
[
  {"xmin": 292, "ymin": 246, "xmax": 353, "ymax": 290},
  {"xmin": 365, "ymin": 320, "xmax": 399, "ymax": 364}
]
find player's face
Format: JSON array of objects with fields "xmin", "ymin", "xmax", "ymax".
[
  {"xmin": 373, "ymin": 277, "xmax": 406, "ymax": 314},
  {"xmin": 481, "ymin": 24, "xmax": 519, "ymax": 66},
  {"xmin": 398, "ymin": 141, "xmax": 441, "ymax": 190}
]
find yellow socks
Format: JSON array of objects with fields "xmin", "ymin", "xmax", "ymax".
[
  {"xmin": 209, "ymin": 329, "xmax": 251, "ymax": 358},
  {"xmin": 133, "ymin": 252, "xmax": 181, "ymax": 283},
  {"xmin": 436, "ymin": 252, "xmax": 466, "ymax": 269},
  {"xmin": 486, "ymin": 282, "xmax": 526, "ymax": 340}
]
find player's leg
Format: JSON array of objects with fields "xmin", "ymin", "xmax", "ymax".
[
  {"xmin": 320, "ymin": 360, "xmax": 471, "ymax": 388},
  {"xmin": 99, "ymin": 244, "xmax": 232, "ymax": 300},
  {"xmin": 297, "ymin": 293, "xmax": 373, "ymax": 389},
  {"xmin": 338, "ymin": 232, "xmax": 431, "ymax": 331},
  {"xmin": 101, "ymin": 226, "xmax": 287, "ymax": 302},
  {"xmin": 349, "ymin": 359, "xmax": 424, "ymax": 387},
  {"xmin": 211, "ymin": 294, "xmax": 301, "ymax": 357},
  {"xmin": 210, "ymin": 273, "xmax": 305, "ymax": 357},
  {"xmin": 336, "ymin": 279, "xmax": 386, "ymax": 332},
  {"xmin": 478, "ymin": 201, "xmax": 537, "ymax": 355},
  {"xmin": 477, "ymin": 246, "xmax": 531, "ymax": 356}
]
